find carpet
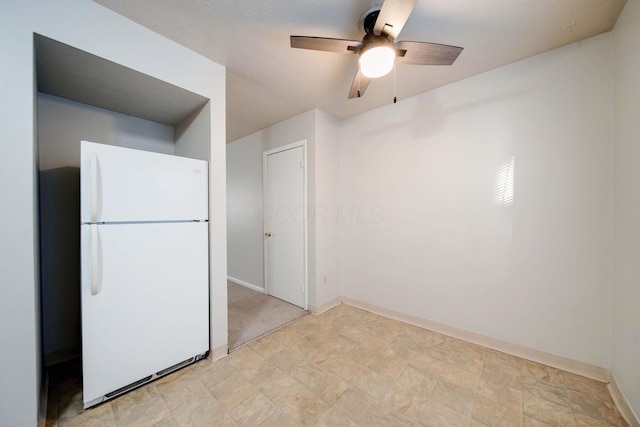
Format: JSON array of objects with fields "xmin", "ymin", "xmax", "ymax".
[{"xmin": 227, "ymin": 280, "xmax": 307, "ymax": 350}]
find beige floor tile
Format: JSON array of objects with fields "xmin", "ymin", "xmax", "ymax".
[
  {"xmin": 193, "ymin": 358, "xmax": 242, "ymax": 390},
  {"xmin": 277, "ymin": 390, "xmax": 329, "ymax": 425},
  {"xmin": 46, "ymin": 304, "xmax": 630, "ymax": 427},
  {"xmin": 288, "ymin": 361, "xmax": 349, "ymax": 405},
  {"xmin": 356, "ymin": 402, "xmax": 415, "ymax": 427},
  {"xmin": 481, "ymin": 360, "xmax": 522, "ymax": 389},
  {"xmin": 574, "ymin": 412, "xmax": 626, "ymax": 427},
  {"xmin": 522, "ymin": 362, "xmax": 565, "ymax": 388},
  {"xmin": 431, "ymin": 380, "xmax": 478, "ymax": 417},
  {"xmin": 333, "ymin": 386, "xmax": 377, "ymax": 421},
  {"xmin": 206, "ymin": 371, "xmax": 258, "ymax": 410},
  {"xmin": 523, "ymin": 392, "xmax": 575, "ymax": 427},
  {"xmin": 566, "ymin": 389, "xmax": 627, "ymax": 426},
  {"xmin": 367, "ymin": 347, "xmax": 411, "ymax": 380},
  {"xmin": 227, "ymin": 391, "xmax": 278, "ymax": 427},
  {"xmin": 563, "ymin": 373, "xmax": 612, "ymax": 402},
  {"xmin": 339, "ymin": 324, "xmax": 390, "ymax": 352},
  {"xmin": 311, "ymin": 352, "xmax": 367, "ymax": 382},
  {"xmin": 350, "ymin": 366, "xmax": 395, "ymax": 401},
  {"xmin": 156, "ymin": 370, "xmax": 211, "ymax": 411},
  {"xmin": 483, "ymin": 349, "xmax": 526, "ymax": 372},
  {"xmin": 396, "ymin": 365, "xmax": 439, "ymax": 396},
  {"xmin": 383, "ymin": 383, "xmax": 432, "ymax": 423},
  {"xmin": 58, "ymin": 402, "xmax": 117, "ymax": 427},
  {"xmin": 269, "ymin": 328, "xmax": 317, "ymax": 357},
  {"xmin": 314, "ymin": 334, "xmax": 356, "ymax": 357},
  {"xmin": 341, "ymin": 342, "xmax": 384, "ymax": 367},
  {"xmin": 259, "ymin": 375, "xmax": 302, "ymax": 402},
  {"xmin": 409, "ymin": 353, "xmax": 450, "ymax": 379},
  {"xmin": 261, "ymin": 374, "xmax": 328, "ymax": 424},
  {"xmin": 437, "ymin": 362, "xmax": 483, "ymax": 390},
  {"xmin": 113, "ymin": 394, "xmax": 175, "ymax": 427},
  {"xmin": 477, "ymin": 377, "xmax": 522, "ymax": 412},
  {"xmin": 168, "ymin": 395, "xmax": 233, "ymax": 426},
  {"xmin": 523, "ymin": 416, "xmax": 553, "ymax": 427},
  {"xmin": 240, "ymin": 358, "xmax": 285, "ymax": 387},
  {"xmin": 269, "ymin": 347, "xmax": 311, "ymax": 374},
  {"xmin": 472, "ymin": 395, "xmax": 523, "ymax": 427},
  {"xmin": 522, "ymin": 381, "xmax": 571, "ymax": 408},
  {"xmin": 314, "ymin": 408, "xmax": 361, "ymax": 427},
  {"xmin": 355, "ymin": 314, "xmax": 403, "ymax": 342},
  {"xmin": 420, "ymin": 398, "xmax": 472, "ymax": 427},
  {"xmin": 228, "ymin": 346, "xmax": 265, "ymax": 368},
  {"xmin": 249, "ymin": 334, "xmax": 289, "ymax": 357},
  {"xmin": 392, "ymin": 331, "xmax": 432, "ymax": 354},
  {"xmin": 444, "ymin": 348, "xmax": 485, "ymax": 376},
  {"xmin": 258, "ymin": 409, "xmax": 302, "ymax": 427}
]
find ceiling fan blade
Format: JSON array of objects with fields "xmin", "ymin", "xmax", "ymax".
[
  {"xmin": 395, "ymin": 41, "xmax": 463, "ymax": 65},
  {"xmin": 348, "ymin": 69, "xmax": 372, "ymax": 99},
  {"xmin": 290, "ymin": 36, "xmax": 362, "ymax": 54},
  {"xmin": 373, "ymin": 0, "xmax": 417, "ymax": 39}
]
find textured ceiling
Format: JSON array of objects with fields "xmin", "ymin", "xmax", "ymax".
[{"xmin": 92, "ymin": 0, "xmax": 627, "ymax": 142}]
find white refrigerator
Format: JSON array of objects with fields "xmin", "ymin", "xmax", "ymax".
[{"xmin": 80, "ymin": 141, "xmax": 210, "ymax": 408}]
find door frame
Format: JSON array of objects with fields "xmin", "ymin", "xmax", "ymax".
[{"xmin": 262, "ymin": 140, "xmax": 308, "ymax": 310}]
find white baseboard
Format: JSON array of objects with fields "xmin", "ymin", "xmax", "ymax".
[
  {"xmin": 608, "ymin": 374, "xmax": 640, "ymax": 426},
  {"xmin": 208, "ymin": 345, "xmax": 228, "ymax": 361},
  {"xmin": 309, "ymin": 297, "xmax": 342, "ymax": 315},
  {"xmin": 341, "ymin": 297, "xmax": 610, "ymax": 382},
  {"xmin": 227, "ymin": 276, "xmax": 266, "ymax": 294}
]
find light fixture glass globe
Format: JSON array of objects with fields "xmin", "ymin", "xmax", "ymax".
[{"xmin": 359, "ymin": 45, "xmax": 395, "ymax": 78}]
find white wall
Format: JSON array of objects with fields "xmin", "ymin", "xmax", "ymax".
[
  {"xmin": 339, "ymin": 33, "xmax": 613, "ymax": 368},
  {"xmin": 227, "ymin": 109, "xmax": 343, "ymax": 309},
  {"xmin": 612, "ymin": 0, "xmax": 640, "ymax": 418},
  {"xmin": 0, "ymin": 2, "xmax": 225, "ymax": 425},
  {"xmin": 227, "ymin": 110, "xmax": 315, "ymax": 295},
  {"xmin": 227, "ymin": 135, "xmax": 264, "ymax": 288},
  {"xmin": 314, "ymin": 110, "xmax": 342, "ymax": 307},
  {"xmin": 38, "ymin": 93, "xmax": 175, "ymax": 170},
  {"xmin": 175, "ymin": 102, "xmax": 211, "ymax": 161}
]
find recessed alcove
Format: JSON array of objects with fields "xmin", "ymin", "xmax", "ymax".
[{"xmin": 35, "ymin": 33, "xmax": 214, "ymax": 366}]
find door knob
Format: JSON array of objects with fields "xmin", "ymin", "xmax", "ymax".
[{"xmin": 265, "ymin": 232, "xmax": 272, "ymax": 237}]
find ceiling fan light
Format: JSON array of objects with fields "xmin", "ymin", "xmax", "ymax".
[{"xmin": 359, "ymin": 45, "xmax": 395, "ymax": 78}]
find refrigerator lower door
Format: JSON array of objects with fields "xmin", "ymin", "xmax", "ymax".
[{"xmin": 81, "ymin": 221, "xmax": 209, "ymax": 407}]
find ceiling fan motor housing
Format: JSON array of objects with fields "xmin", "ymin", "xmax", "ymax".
[{"xmin": 363, "ymin": 10, "xmax": 381, "ymax": 34}]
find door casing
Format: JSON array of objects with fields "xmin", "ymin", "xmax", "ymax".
[{"xmin": 262, "ymin": 140, "xmax": 308, "ymax": 310}]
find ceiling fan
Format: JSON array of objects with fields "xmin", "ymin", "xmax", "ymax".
[{"xmin": 290, "ymin": 0, "xmax": 463, "ymax": 99}]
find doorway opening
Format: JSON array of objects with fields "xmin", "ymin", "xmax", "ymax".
[{"xmin": 227, "ymin": 140, "xmax": 309, "ymax": 351}]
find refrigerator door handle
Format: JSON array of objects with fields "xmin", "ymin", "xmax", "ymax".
[
  {"xmin": 90, "ymin": 224, "xmax": 101, "ymax": 296},
  {"xmin": 90, "ymin": 152, "xmax": 99, "ymax": 223}
]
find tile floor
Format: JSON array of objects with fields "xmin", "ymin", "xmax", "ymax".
[
  {"xmin": 228, "ymin": 281, "xmax": 307, "ymax": 350},
  {"xmin": 46, "ymin": 304, "xmax": 628, "ymax": 426}
]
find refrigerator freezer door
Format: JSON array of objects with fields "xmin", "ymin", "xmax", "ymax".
[
  {"xmin": 80, "ymin": 141, "xmax": 208, "ymax": 223},
  {"xmin": 81, "ymin": 221, "xmax": 209, "ymax": 406}
]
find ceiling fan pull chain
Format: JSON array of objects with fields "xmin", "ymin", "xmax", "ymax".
[
  {"xmin": 393, "ymin": 63, "xmax": 397, "ymax": 104},
  {"xmin": 358, "ymin": 68, "xmax": 362, "ymax": 98}
]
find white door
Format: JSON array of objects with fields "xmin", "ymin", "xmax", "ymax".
[
  {"xmin": 81, "ymin": 221, "xmax": 209, "ymax": 406},
  {"xmin": 263, "ymin": 143, "xmax": 306, "ymax": 309},
  {"xmin": 80, "ymin": 141, "xmax": 208, "ymax": 223}
]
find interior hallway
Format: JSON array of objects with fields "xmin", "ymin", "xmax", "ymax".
[
  {"xmin": 45, "ymin": 304, "xmax": 627, "ymax": 426},
  {"xmin": 227, "ymin": 280, "xmax": 307, "ymax": 350}
]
